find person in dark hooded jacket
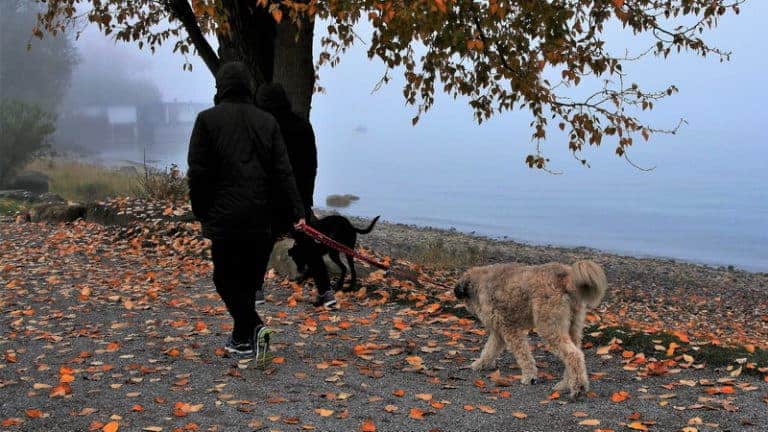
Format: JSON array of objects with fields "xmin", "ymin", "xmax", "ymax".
[
  {"xmin": 256, "ymin": 83, "xmax": 336, "ymax": 308},
  {"xmin": 187, "ymin": 62, "xmax": 305, "ymax": 359}
]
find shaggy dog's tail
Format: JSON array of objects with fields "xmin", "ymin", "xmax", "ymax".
[{"xmin": 571, "ymin": 260, "xmax": 608, "ymax": 309}]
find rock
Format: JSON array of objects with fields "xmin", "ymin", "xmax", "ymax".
[
  {"xmin": 5, "ymin": 171, "xmax": 50, "ymax": 194},
  {"xmin": 325, "ymin": 194, "xmax": 360, "ymax": 208},
  {"xmin": 28, "ymin": 203, "xmax": 87, "ymax": 223},
  {"xmin": 268, "ymin": 238, "xmax": 300, "ymax": 278}
]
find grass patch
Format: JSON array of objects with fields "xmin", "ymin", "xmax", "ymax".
[
  {"xmin": 25, "ymin": 159, "xmax": 136, "ymax": 202},
  {"xmin": 0, "ymin": 198, "xmax": 28, "ymax": 215},
  {"xmin": 405, "ymin": 239, "xmax": 489, "ymax": 269},
  {"xmin": 584, "ymin": 325, "xmax": 767, "ymax": 374}
]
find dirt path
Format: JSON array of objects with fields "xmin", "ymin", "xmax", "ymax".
[{"xmin": 1, "ymin": 220, "xmax": 767, "ymax": 432}]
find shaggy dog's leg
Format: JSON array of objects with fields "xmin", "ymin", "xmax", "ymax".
[
  {"xmin": 471, "ymin": 331, "xmax": 504, "ymax": 371},
  {"xmin": 504, "ymin": 330, "xmax": 538, "ymax": 384},
  {"xmin": 535, "ymin": 300, "xmax": 589, "ymax": 399},
  {"xmin": 569, "ymin": 305, "xmax": 586, "ymax": 348}
]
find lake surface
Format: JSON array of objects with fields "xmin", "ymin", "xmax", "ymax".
[{"xmin": 103, "ymin": 116, "xmax": 768, "ymax": 273}]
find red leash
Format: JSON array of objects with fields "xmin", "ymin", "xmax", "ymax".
[{"xmin": 295, "ymin": 222, "xmax": 453, "ymax": 290}]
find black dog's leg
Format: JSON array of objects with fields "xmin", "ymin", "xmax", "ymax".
[
  {"xmin": 328, "ymin": 250, "xmax": 347, "ymax": 292},
  {"xmin": 343, "ymin": 253, "xmax": 358, "ymax": 292}
]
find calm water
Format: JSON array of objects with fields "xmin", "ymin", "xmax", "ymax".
[{"xmin": 109, "ymin": 117, "xmax": 768, "ymax": 273}]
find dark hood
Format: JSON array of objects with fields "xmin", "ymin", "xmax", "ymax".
[
  {"xmin": 255, "ymin": 82, "xmax": 292, "ymax": 113},
  {"xmin": 214, "ymin": 62, "xmax": 254, "ymax": 104}
]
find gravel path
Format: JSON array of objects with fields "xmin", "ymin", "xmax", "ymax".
[{"xmin": 1, "ymin": 219, "xmax": 767, "ymax": 432}]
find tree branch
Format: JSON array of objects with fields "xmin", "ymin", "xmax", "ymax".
[{"xmin": 165, "ymin": 0, "xmax": 220, "ymax": 75}]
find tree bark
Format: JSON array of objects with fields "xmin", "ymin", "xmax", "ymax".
[
  {"xmin": 217, "ymin": 0, "xmax": 276, "ymax": 85},
  {"xmin": 273, "ymin": 16, "xmax": 316, "ymax": 120}
]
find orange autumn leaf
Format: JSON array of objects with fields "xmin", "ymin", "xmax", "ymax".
[
  {"xmin": 548, "ymin": 391, "xmax": 561, "ymax": 400},
  {"xmin": 429, "ymin": 401, "xmax": 445, "ymax": 409},
  {"xmin": 627, "ymin": 422, "xmax": 649, "ymax": 431},
  {"xmin": 579, "ymin": 419, "xmax": 601, "ymax": 426},
  {"xmin": 610, "ymin": 390, "xmax": 630, "ymax": 403},
  {"xmin": 511, "ymin": 411, "xmax": 527, "ymax": 419},
  {"xmin": 477, "ymin": 405, "xmax": 496, "ymax": 414},
  {"xmin": 105, "ymin": 342, "xmax": 120, "ymax": 352},
  {"xmin": 463, "ymin": 405, "xmax": 474, "ymax": 411},
  {"xmin": 25, "ymin": 409, "xmax": 43, "ymax": 419},
  {"xmin": 60, "ymin": 374, "xmax": 75, "ymax": 383},
  {"xmin": 409, "ymin": 408, "xmax": 426, "ymax": 420},
  {"xmin": 433, "ymin": 0, "xmax": 447, "ymax": 13},
  {"xmin": 272, "ymin": 356, "xmax": 286, "ymax": 364},
  {"xmin": 50, "ymin": 383, "xmax": 72, "ymax": 397},
  {"xmin": 271, "ymin": 8, "xmax": 283, "ymax": 23},
  {"xmin": 314, "ymin": 408, "xmax": 334, "ymax": 417},
  {"xmin": 102, "ymin": 421, "xmax": 119, "ymax": 432},
  {"xmin": 193, "ymin": 321, "xmax": 207, "ymax": 332},
  {"xmin": 360, "ymin": 419, "xmax": 376, "ymax": 432},
  {"xmin": 415, "ymin": 393, "xmax": 432, "ymax": 401},
  {"xmin": 705, "ymin": 386, "xmax": 735, "ymax": 395},
  {"xmin": 2, "ymin": 418, "xmax": 23, "ymax": 426},
  {"xmin": 612, "ymin": 0, "xmax": 625, "ymax": 8},
  {"xmin": 131, "ymin": 405, "xmax": 144, "ymax": 412},
  {"xmin": 405, "ymin": 356, "xmax": 423, "ymax": 366},
  {"xmin": 392, "ymin": 389, "xmax": 405, "ymax": 397}
]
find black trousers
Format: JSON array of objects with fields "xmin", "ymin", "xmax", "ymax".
[{"xmin": 211, "ymin": 238, "xmax": 272, "ymax": 343}]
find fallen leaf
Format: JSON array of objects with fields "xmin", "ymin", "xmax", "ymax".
[
  {"xmin": 360, "ymin": 419, "xmax": 376, "ymax": 432},
  {"xmin": 102, "ymin": 421, "xmax": 119, "ymax": 432},
  {"xmin": 610, "ymin": 390, "xmax": 630, "ymax": 403},
  {"xmin": 579, "ymin": 419, "xmax": 601, "ymax": 426},
  {"xmin": 409, "ymin": 408, "xmax": 426, "ymax": 420},
  {"xmin": 415, "ymin": 393, "xmax": 432, "ymax": 401},
  {"xmin": 25, "ymin": 409, "xmax": 43, "ymax": 419},
  {"xmin": 477, "ymin": 405, "xmax": 496, "ymax": 414},
  {"xmin": 627, "ymin": 422, "xmax": 649, "ymax": 431},
  {"xmin": 512, "ymin": 411, "xmax": 527, "ymax": 419},
  {"xmin": 314, "ymin": 408, "xmax": 334, "ymax": 417}
]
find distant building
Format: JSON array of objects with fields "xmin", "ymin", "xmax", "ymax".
[{"xmin": 56, "ymin": 101, "xmax": 209, "ymax": 155}]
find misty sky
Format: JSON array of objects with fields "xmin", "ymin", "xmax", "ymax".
[{"xmin": 68, "ymin": 2, "xmax": 768, "ymax": 173}]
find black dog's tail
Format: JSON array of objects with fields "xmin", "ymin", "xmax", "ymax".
[{"xmin": 354, "ymin": 215, "xmax": 380, "ymax": 234}]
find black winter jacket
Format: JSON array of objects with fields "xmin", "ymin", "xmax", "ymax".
[
  {"xmin": 187, "ymin": 65, "xmax": 305, "ymax": 240},
  {"xmin": 256, "ymin": 83, "xmax": 317, "ymax": 211}
]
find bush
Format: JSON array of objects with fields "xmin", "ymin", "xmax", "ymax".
[
  {"xmin": 0, "ymin": 101, "xmax": 55, "ymax": 186},
  {"xmin": 133, "ymin": 164, "xmax": 188, "ymax": 203},
  {"xmin": 25, "ymin": 159, "xmax": 134, "ymax": 202}
]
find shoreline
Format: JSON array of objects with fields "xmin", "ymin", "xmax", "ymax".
[{"xmin": 329, "ymin": 210, "xmax": 768, "ymax": 276}]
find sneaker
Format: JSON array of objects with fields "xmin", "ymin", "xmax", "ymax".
[
  {"xmin": 253, "ymin": 325, "xmax": 273, "ymax": 368},
  {"xmin": 224, "ymin": 335, "xmax": 254, "ymax": 358},
  {"xmin": 254, "ymin": 290, "xmax": 266, "ymax": 306},
  {"xmin": 313, "ymin": 290, "xmax": 337, "ymax": 308}
]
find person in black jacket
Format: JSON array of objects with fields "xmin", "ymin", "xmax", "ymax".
[
  {"xmin": 187, "ymin": 62, "xmax": 305, "ymax": 358},
  {"xmin": 256, "ymin": 83, "xmax": 336, "ymax": 308}
]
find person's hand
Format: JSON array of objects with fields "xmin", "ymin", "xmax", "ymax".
[{"xmin": 294, "ymin": 218, "xmax": 306, "ymax": 230}]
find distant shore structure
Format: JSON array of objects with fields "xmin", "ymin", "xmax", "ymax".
[{"xmin": 56, "ymin": 101, "xmax": 209, "ymax": 154}]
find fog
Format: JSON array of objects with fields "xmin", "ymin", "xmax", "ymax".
[{"xmin": 3, "ymin": 2, "xmax": 766, "ymax": 269}]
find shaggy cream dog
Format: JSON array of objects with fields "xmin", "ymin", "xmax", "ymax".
[{"xmin": 454, "ymin": 260, "xmax": 608, "ymax": 399}]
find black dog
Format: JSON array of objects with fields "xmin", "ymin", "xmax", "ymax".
[{"xmin": 289, "ymin": 215, "xmax": 380, "ymax": 292}]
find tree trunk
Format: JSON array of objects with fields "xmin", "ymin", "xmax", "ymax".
[
  {"xmin": 217, "ymin": 0, "xmax": 276, "ymax": 85},
  {"xmin": 273, "ymin": 16, "xmax": 315, "ymax": 120}
]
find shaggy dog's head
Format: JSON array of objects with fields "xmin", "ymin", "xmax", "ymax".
[{"xmin": 453, "ymin": 273, "xmax": 473, "ymax": 300}]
